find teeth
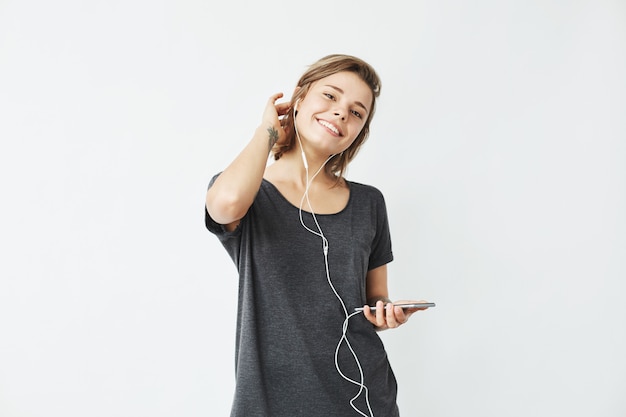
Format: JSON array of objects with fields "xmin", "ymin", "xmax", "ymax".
[{"xmin": 318, "ymin": 120, "xmax": 339, "ymax": 135}]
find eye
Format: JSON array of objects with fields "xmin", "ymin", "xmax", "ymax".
[
  {"xmin": 351, "ymin": 109, "xmax": 363, "ymax": 119},
  {"xmin": 324, "ymin": 93, "xmax": 335, "ymax": 100}
]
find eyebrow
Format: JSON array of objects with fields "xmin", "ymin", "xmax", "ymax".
[{"xmin": 325, "ymin": 84, "xmax": 370, "ymax": 114}]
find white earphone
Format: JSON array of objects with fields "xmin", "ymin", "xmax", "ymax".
[
  {"xmin": 293, "ymin": 98, "xmax": 309, "ymax": 170},
  {"xmin": 292, "ymin": 95, "xmax": 373, "ymax": 416}
]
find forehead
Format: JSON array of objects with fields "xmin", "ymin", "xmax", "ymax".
[{"xmin": 311, "ymin": 71, "xmax": 373, "ymax": 107}]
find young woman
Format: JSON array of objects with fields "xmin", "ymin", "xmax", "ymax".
[{"xmin": 205, "ymin": 54, "xmax": 432, "ymax": 417}]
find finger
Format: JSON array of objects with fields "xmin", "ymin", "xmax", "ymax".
[
  {"xmin": 394, "ymin": 305, "xmax": 409, "ymax": 324},
  {"xmin": 364, "ymin": 306, "xmax": 382, "ymax": 327},
  {"xmin": 386, "ymin": 303, "xmax": 400, "ymax": 328},
  {"xmin": 268, "ymin": 92, "xmax": 284, "ymax": 103},
  {"xmin": 275, "ymin": 101, "xmax": 292, "ymax": 116},
  {"xmin": 262, "ymin": 93, "xmax": 285, "ymax": 124},
  {"xmin": 362, "ymin": 305, "xmax": 375, "ymax": 322},
  {"xmin": 375, "ymin": 300, "xmax": 386, "ymax": 327}
]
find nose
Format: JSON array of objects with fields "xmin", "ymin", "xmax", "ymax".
[{"xmin": 333, "ymin": 106, "xmax": 348, "ymax": 121}]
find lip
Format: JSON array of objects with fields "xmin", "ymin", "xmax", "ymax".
[{"xmin": 316, "ymin": 118, "xmax": 343, "ymax": 137}]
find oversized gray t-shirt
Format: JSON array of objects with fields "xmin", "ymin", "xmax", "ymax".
[{"xmin": 205, "ymin": 176, "xmax": 399, "ymax": 417}]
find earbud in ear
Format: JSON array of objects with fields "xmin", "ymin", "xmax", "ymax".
[{"xmin": 294, "ymin": 99, "xmax": 300, "ymax": 113}]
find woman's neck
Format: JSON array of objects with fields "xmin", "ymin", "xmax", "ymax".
[{"xmin": 267, "ymin": 150, "xmax": 339, "ymax": 190}]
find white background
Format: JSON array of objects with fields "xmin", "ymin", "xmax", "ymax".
[{"xmin": 1, "ymin": 1, "xmax": 625, "ymax": 416}]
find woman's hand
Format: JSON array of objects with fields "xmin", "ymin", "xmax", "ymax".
[
  {"xmin": 261, "ymin": 92, "xmax": 291, "ymax": 147},
  {"xmin": 362, "ymin": 299, "xmax": 431, "ymax": 330}
]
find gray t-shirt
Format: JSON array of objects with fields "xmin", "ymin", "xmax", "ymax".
[{"xmin": 205, "ymin": 176, "xmax": 399, "ymax": 417}]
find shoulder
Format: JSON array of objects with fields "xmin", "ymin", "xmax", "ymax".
[
  {"xmin": 345, "ymin": 180, "xmax": 390, "ymax": 212},
  {"xmin": 346, "ymin": 180, "xmax": 386, "ymax": 200}
]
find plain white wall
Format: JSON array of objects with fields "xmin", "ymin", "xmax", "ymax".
[{"xmin": 1, "ymin": 1, "xmax": 624, "ymax": 416}]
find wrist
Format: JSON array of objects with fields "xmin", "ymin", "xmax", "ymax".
[{"xmin": 254, "ymin": 124, "xmax": 280, "ymax": 152}]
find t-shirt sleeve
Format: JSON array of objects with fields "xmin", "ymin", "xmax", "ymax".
[
  {"xmin": 204, "ymin": 172, "xmax": 243, "ymax": 238},
  {"xmin": 204, "ymin": 173, "xmax": 226, "ymax": 234},
  {"xmin": 368, "ymin": 188, "xmax": 394, "ymax": 270},
  {"xmin": 205, "ymin": 207, "xmax": 226, "ymax": 234}
]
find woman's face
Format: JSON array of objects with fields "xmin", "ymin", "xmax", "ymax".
[{"xmin": 295, "ymin": 71, "xmax": 373, "ymax": 157}]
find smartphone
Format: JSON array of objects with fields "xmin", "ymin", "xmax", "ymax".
[{"xmin": 354, "ymin": 302, "xmax": 435, "ymax": 312}]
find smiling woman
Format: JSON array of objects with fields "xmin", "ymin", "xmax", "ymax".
[
  {"xmin": 204, "ymin": 54, "xmax": 434, "ymax": 417},
  {"xmin": 289, "ymin": 71, "xmax": 371, "ymax": 164},
  {"xmin": 271, "ymin": 54, "xmax": 381, "ymax": 184}
]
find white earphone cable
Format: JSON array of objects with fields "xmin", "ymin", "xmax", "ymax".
[{"xmin": 294, "ymin": 108, "xmax": 374, "ymax": 417}]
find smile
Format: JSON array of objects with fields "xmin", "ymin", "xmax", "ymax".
[{"xmin": 317, "ymin": 119, "xmax": 341, "ymax": 136}]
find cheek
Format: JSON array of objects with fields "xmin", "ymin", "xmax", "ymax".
[{"xmin": 348, "ymin": 121, "xmax": 366, "ymax": 141}]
